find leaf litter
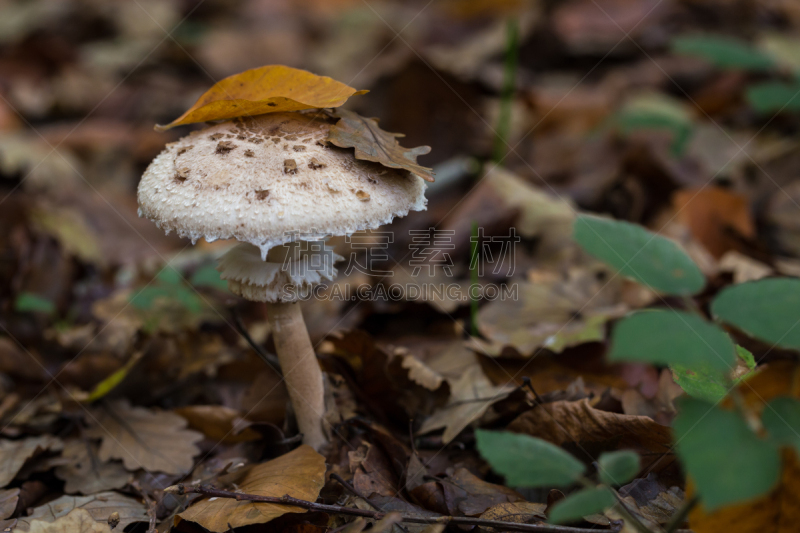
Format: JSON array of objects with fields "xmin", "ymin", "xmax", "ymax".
[{"xmin": 4, "ymin": 0, "xmax": 800, "ymax": 532}]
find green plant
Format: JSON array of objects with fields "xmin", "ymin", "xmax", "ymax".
[
  {"xmin": 565, "ymin": 214, "xmax": 800, "ymax": 514},
  {"xmin": 670, "ymin": 33, "xmax": 800, "ymax": 116}
]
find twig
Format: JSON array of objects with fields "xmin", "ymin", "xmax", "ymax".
[
  {"xmin": 331, "ymin": 473, "xmax": 382, "ymax": 512},
  {"xmin": 663, "ymin": 495, "xmax": 698, "ymax": 533},
  {"xmin": 164, "ymin": 483, "xmax": 608, "ymax": 533}
]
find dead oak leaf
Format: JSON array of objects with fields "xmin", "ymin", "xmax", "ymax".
[
  {"xmin": 326, "ymin": 109, "xmax": 434, "ymax": 182},
  {"xmin": 85, "ymin": 400, "xmax": 202, "ymax": 475},
  {"xmin": 0, "ymin": 488, "xmax": 19, "ymax": 519},
  {"xmin": 440, "ymin": 468, "xmax": 524, "ymax": 517},
  {"xmin": 174, "ymin": 405, "xmax": 261, "ymax": 445},
  {"xmin": 54, "ymin": 440, "xmax": 130, "ymax": 495},
  {"xmin": 156, "ymin": 65, "xmax": 367, "ymax": 131},
  {"xmin": 418, "ymin": 365, "xmax": 514, "ymax": 444},
  {"xmin": 0, "ymin": 435, "xmax": 62, "ymax": 488},
  {"xmin": 27, "ymin": 509, "xmax": 112, "ymax": 533},
  {"xmin": 12, "ymin": 492, "xmax": 147, "ymax": 532},
  {"xmin": 508, "ymin": 399, "xmax": 672, "ymax": 473},
  {"xmin": 177, "ymin": 445, "xmax": 326, "ymax": 533},
  {"xmin": 479, "ymin": 501, "xmax": 547, "ymax": 525}
]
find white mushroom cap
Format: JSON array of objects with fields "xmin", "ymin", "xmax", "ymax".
[
  {"xmin": 217, "ymin": 242, "xmax": 343, "ymax": 303},
  {"xmin": 137, "ymin": 112, "xmax": 427, "ymax": 259}
]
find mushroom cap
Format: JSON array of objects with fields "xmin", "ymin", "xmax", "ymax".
[{"xmin": 137, "ymin": 112, "xmax": 427, "ymax": 258}]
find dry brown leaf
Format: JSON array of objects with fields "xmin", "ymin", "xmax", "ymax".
[
  {"xmin": 717, "ymin": 251, "xmax": 773, "ymax": 284},
  {"xmin": 687, "ymin": 361, "xmax": 800, "ymax": 533},
  {"xmin": 175, "ymin": 405, "xmax": 261, "ymax": 444},
  {"xmin": 156, "ymin": 65, "xmax": 367, "ymax": 130},
  {"xmin": 53, "ymin": 440, "xmax": 130, "ymax": 495},
  {"xmin": 399, "ymin": 355, "xmax": 444, "ymax": 391},
  {"xmin": 177, "ymin": 445, "xmax": 326, "ymax": 532},
  {"xmin": 326, "ymin": 108, "xmax": 434, "ymax": 181},
  {"xmin": 418, "ymin": 365, "xmax": 514, "ymax": 444},
  {"xmin": 476, "ymin": 269, "xmax": 628, "ymax": 357},
  {"xmin": 0, "ymin": 436, "xmax": 62, "ymax": 488},
  {"xmin": 27, "ymin": 509, "xmax": 112, "ymax": 533},
  {"xmin": 352, "ymin": 443, "xmax": 399, "ymax": 498},
  {"xmin": 673, "ymin": 187, "xmax": 755, "ymax": 259},
  {"xmin": 479, "ymin": 501, "xmax": 547, "ymax": 525},
  {"xmin": 85, "ymin": 399, "xmax": 202, "ymax": 475},
  {"xmin": 13, "ymin": 492, "xmax": 147, "ymax": 532},
  {"xmin": 0, "ymin": 488, "xmax": 19, "ymax": 519},
  {"xmin": 441, "ymin": 468, "xmax": 524, "ymax": 517},
  {"xmin": 508, "ymin": 399, "xmax": 672, "ymax": 472}
]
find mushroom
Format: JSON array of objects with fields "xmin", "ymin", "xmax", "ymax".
[{"xmin": 137, "ymin": 112, "xmax": 428, "ymax": 450}]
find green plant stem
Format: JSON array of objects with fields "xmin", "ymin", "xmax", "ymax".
[
  {"xmin": 663, "ymin": 494, "xmax": 698, "ymax": 533},
  {"xmin": 492, "ymin": 17, "xmax": 519, "ymax": 163}
]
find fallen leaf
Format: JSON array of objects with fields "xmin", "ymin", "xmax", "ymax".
[
  {"xmin": 508, "ymin": 399, "xmax": 672, "ymax": 472},
  {"xmin": 0, "ymin": 488, "xmax": 19, "ymax": 519},
  {"xmin": 440, "ymin": 467, "xmax": 524, "ymax": 516},
  {"xmin": 0, "ymin": 436, "xmax": 62, "ymax": 488},
  {"xmin": 618, "ymin": 475, "xmax": 685, "ymax": 530},
  {"xmin": 177, "ymin": 445, "xmax": 326, "ymax": 532},
  {"xmin": 12, "ymin": 492, "xmax": 147, "ymax": 532},
  {"xmin": 418, "ymin": 365, "xmax": 514, "ymax": 444},
  {"xmin": 175, "ymin": 405, "xmax": 261, "ymax": 444},
  {"xmin": 53, "ymin": 440, "xmax": 131, "ymax": 495},
  {"xmin": 156, "ymin": 65, "xmax": 367, "ymax": 131},
  {"xmin": 717, "ymin": 251, "xmax": 773, "ymax": 283},
  {"xmin": 326, "ymin": 108, "xmax": 434, "ymax": 181},
  {"xmin": 479, "ymin": 501, "xmax": 547, "ymax": 525},
  {"xmin": 27, "ymin": 508, "xmax": 112, "ymax": 533},
  {"xmin": 673, "ymin": 187, "xmax": 755, "ymax": 258},
  {"xmin": 352, "ymin": 443, "xmax": 400, "ymax": 498},
  {"xmin": 85, "ymin": 399, "xmax": 202, "ymax": 475},
  {"xmin": 476, "ymin": 269, "xmax": 628, "ymax": 356}
]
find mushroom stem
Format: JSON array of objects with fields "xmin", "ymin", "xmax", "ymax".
[{"xmin": 265, "ymin": 300, "xmax": 328, "ymax": 451}]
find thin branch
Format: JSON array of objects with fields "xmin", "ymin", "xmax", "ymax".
[{"xmin": 164, "ymin": 484, "xmax": 605, "ymax": 533}]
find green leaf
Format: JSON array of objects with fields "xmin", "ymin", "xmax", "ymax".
[
  {"xmin": 573, "ymin": 215, "xmax": 705, "ymax": 295},
  {"xmin": 475, "ymin": 430, "xmax": 585, "ymax": 488},
  {"xmin": 609, "ymin": 310, "xmax": 735, "ymax": 373},
  {"xmin": 548, "ymin": 487, "xmax": 616, "ymax": 524},
  {"xmin": 671, "ymin": 345, "xmax": 757, "ymax": 403},
  {"xmin": 671, "ymin": 35, "xmax": 774, "ymax": 71},
  {"xmin": 191, "ymin": 265, "xmax": 229, "ymax": 291},
  {"xmin": 746, "ymin": 81, "xmax": 800, "ymax": 114},
  {"xmin": 611, "ymin": 93, "xmax": 694, "ymax": 156},
  {"xmin": 674, "ymin": 397, "xmax": 781, "ymax": 510},
  {"xmin": 711, "ymin": 278, "xmax": 800, "ymax": 351},
  {"xmin": 598, "ymin": 451, "xmax": 640, "ymax": 486},
  {"xmin": 737, "ymin": 345, "xmax": 756, "ymax": 369},
  {"xmin": 763, "ymin": 397, "xmax": 800, "ymax": 454},
  {"xmin": 14, "ymin": 292, "xmax": 56, "ymax": 314}
]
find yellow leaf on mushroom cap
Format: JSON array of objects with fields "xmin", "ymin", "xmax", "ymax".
[{"xmin": 155, "ymin": 65, "xmax": 368, "ymax": 131}]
